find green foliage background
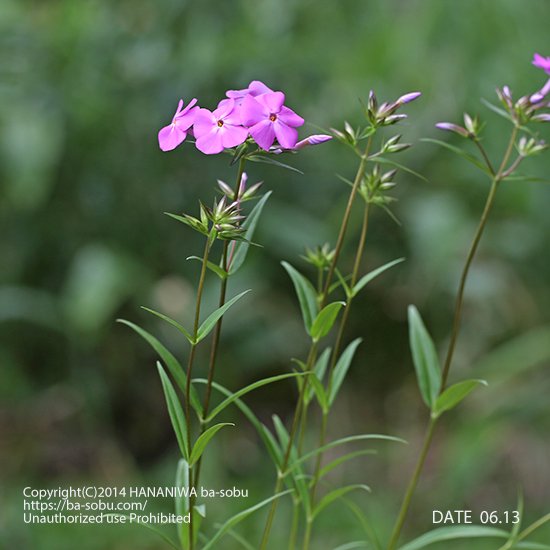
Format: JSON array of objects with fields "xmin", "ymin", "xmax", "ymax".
[{"xmin": 1, "ymin": 0, "xmax": 549, "ymax": 548}]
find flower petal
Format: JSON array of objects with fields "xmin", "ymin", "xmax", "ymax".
[
  {"xmin": 158, "ymin": 124, "xmax": 187, "ymax": 151},
  {"xmin": 248, "ymin": 80, "xmax": 274, "ymax": 96},
  {"xmin": 249, "ymin": 119, "xmax": 276, "ymax": 150},
  {"xmin": 257, "ymin": 91, "xmax": 285, "ymax": 114},
  {"xmin": 193, "ymin": 108, "xmax": 216, "ymax": 138},
  {"xmin": 214, "ymin": 98, "xmax": 235, "ymax": 120},
  {"xmin": 278, "ymin": 105, "xmax": 305, "ymax": 128},
  {"xmin": 273, "ymin": 120, "xmax": 298, "ymax": 149},
  {"xmin": 241, "ymin": 95, "xmax": 267, "ymax": 126},
  {"xmin": 220, "ymin": 125, "xmax": 249, "ymax": 149},
  {"xmin": 174, "ymin": 106, "xmax": 199, "ymax": 131},
  {"xmin": 196, "ymin": 128, "xmax": 224, "ymax": 155},
  {"xmin": 179, "ymin": 98, "xmax": 198, "ymax": 116}
]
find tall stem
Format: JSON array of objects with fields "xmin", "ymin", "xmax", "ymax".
[
  {"xmin": 260, "ymin": 138, "xmax": 373, "ymax": 550},
  {"xmin": 185, "ymin": 235, "xmax": 212, "ymax": 550},
  {"xmin": 190, "ymin": 158, "xmax": 247, "ymax": 534},
  {"xmin": 386, "ymin": 125, "xmax": 519, "ymax": 550},
  {"xmin": 302, "ymin": 203, "xmax": 371, "ymax": 550}
]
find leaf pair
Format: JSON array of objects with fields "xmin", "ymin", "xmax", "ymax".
[
  {"xmin": 282, "ymin": 261, "xmax": 344, "ymax": 341},
  {"xmin": 142, "ymin": 289, "xmax": 250, "ymax": 346},
  {"xmin": 408, "ymin": 305, "xmax": 486, "ymax": 416}
]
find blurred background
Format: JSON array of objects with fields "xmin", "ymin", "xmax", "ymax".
[{"xmin": 1, "ymin": 0, "xmax": 549, "ymax": 548}]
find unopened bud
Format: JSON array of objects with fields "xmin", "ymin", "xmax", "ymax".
[{"xmin": 435, "ymin": 122, "xmax": 470, "ymax": 138}]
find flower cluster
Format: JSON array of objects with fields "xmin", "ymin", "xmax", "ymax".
[{"xmin": 158, "ymin": 80, "xmax": 330, "ymax": 155}]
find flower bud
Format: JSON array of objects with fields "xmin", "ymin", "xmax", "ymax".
[{"xmin": 435, "ymin": 122, "xmax": 470, "ymax": 138}]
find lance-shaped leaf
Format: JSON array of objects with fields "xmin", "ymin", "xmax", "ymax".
[
  {"xmin": 157, "ymin": 363, "xmax": 189, "ymax": 459},
  {"xmin": 432, "ymin": 379, "xmax": 487, "ymax": 418},
  {"xmin": 352, "ymin": 258, "xmax": 405, "ymax": 297},
  {"xmin": 397, "ymin": 525, "xmax": 510, "ymax": 550},
  {"xmin": 281, "ymin": 261, "xmax": 318, "ymax": 334},
  {"xmin": 165, "ymin": 212, "xmax": 209, "ymax": 236},
  {"xmin": 422, "ymin": 138, "xmax": 492, "ymax": 175},
  {"xmin": 305, "ymin": 347, "xmax": 331, "ymax": 405},
  {"xmin": 308, "ymin": 372, "xmax": 329, "ymax": 413},
  {"xmin": 196, "ymin": 289, "xmax": 251, "ymax": 343},
  {"xmin": 229, "ymin": 191, "xmax": 272, "ymax": 275},
  {"xmin": 318, "ymin": 449, "xmax": 377, "ymax": 481},
  {"xmin": 102, "ymin": 514, "xmax": 180, "ymax": 549},
  {"xmin": 329, "ymin": 338, "xmax": 363, "ymax": 405},
  {"xmin": 205, "ymin": 372, "xmax": 306, "ymax": 423},
  {"xmin": 186, "ymin": 256, "xmax": 228, "ymax": 280},
  {"xmin": 313, "ymin": 484, "xmax": 371, "ymax": 520},
  {"xmin": 118, "ymin": 320, "xmax": 202, "ymax": 418},
  {"xmin": 189, "ymin": 422, "xmax": 234, "ymax": 466},
  {"xmin": 310, "ymin": 301, "xmax": 346, "ymax": 342},
  {"xmin": 201, "ymin": 490, "xmax": 293, "ymax": 550},
  {"xmin": 141, "ymin": 306, "xmax": 195, "ymax": 344},
  {"xmin": 408, "ymin": 305, "xmax": 441, "ymax": 408}
]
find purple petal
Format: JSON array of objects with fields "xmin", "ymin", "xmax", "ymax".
[
  {"xmin": 257, "ymin": 91, "xmax": 285, "ymax": 114},
  {"xmin": 192, "ymin": 108, "xmax": 216, "ymax": 139},
  {"xmin": 220, "ymin": 124, "xmax": 249, "ymax": 149},
  {"xmin": 241, "ymin": 95, "xmax": 268, "ymax": 126},
  {"xmin": 158, "ymin": 124, "xmax": 187, "ymax": 151},
  {"xmin": 533, "ymin": 53, "xmax": 550, "ymax": 74},
  {"xmin": 196, "ymin": 128, "xmax": 224, "ymax": 155},
  {"xmin": 277, "ymin": 105, "xmax": 305, "ymax": 128},
  {"xmin": 248, "ymin": 80, "xmax": 274, "ymax": 96},
  {"xmin": 435, "ymin": 122, "xmax": 469, "ymax": 137},
  {"xmin": 213, "ymin": 98, "xmax": 235, "ymax": 120},
  {"xmin": 295, "ymin": 134, "xmax": 332, "ymax": 149},
  {"xmin": 530, "ymin": 78, "xmax": 550, "ymax": 103},
  {"xmin": 273, "ymin": 120, "xmax": 298, "ymax": 149},
  {"xmin": 174, "ymin": 106, "xmax": 199, "ymax": 131},
  {"xmin": 179, "ymin": 98, "xmax": 198, "ymax": 116},
  {"xmin": 397, "ymin": 91, "xmax": 422, "ymax": 104},
  {"xmin": 174, "ymin": 99, "xmax": 184, "ymax": 117},
  {"xmin": 249, "ymin": 120, "xmax": 276, "ymax": 150}
]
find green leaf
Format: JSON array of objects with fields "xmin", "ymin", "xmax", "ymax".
[
  {"xmin": 229, "ymin": 191, "xmax": 272, "ymax": 275},
  {"xmin": 205, "ymin": 372, "xmax": 306, "ymax": 423},
  {"xmin": 117, "ymin": 320, "xmax": 202, "ymax": 418},
  {"xmin": 310, "ymin": 301, "xmax": 345, "ymax": 342},
  {"xmin": 305, "ymin": 347, "xmax": 331, "ymax": 405},
  {"xmin": 481, "ymin": 98, "xmax": 515, "ymax": 122},
  {"xmin": 196, "ymin": 289, "xmax": 251, "ymax": 343},
  {"xmin": 285, "ymin": 433, "xmax": 406, "ymax": 477},
  {"xmin": 432, "ymin": 379, "xmax": 487, "ymax": 418},
  {"xmin": 312, "ymin": 484, "xmax": 371, "ymax": 520},
  {"xmin": 371, "ymin": 156, "xmax": 428, "ymax": 182},
  {"xmin": 103, "ymin": 514, "xmax": 180, "ymax": 549},
  {"xmin": 397, "ymin": 526, "xmax": 509, "ymax": 550},
  {"xmin": 408, "ymin": 305, "xmax": 441, "ymax": 409},
  {"xmin": 281, "ymin": 261, "xmax": 319, "ymax": 334},
  {"xmin": 308, "ymin": 372, "xmax": 329, "ymax": 413},
  {"xmin": 174, "ymin": 459, "xmax": 190, "ymax": 547},
  {"xmin": 334, "ymin": 542, "xmax": 369, "ymax": 550},
  {"xmin": 247, "ymin": 153, "xmax": 304, "ymax": 174},
  {"xmin": 193, "ymin": 378, "xmax": 283, "ymax": 468},
  {"xmin": 157, "ymin": 363, "xmax": 189, "ymax": 459},
  {"xmin": 329, "ymin": 338, "xmax": 362, "ymax": 406},
  {"xmin": 422, "ymin": 138, "xmax": 492, "ymax": 175},
  {"xmin": 189, "ymin": 422, "xmax": 234, "ymax": 466},
  {"xmin": 186, "ymin": 256, "xmax": 228, "ymax": 280},
  {"xmin": 201, "ymin": 490, "xmax": 293, "ymax": 550},
  {"xmin": 318, "ymin": 449, "xmax": 378, "ymax": 481},
  {"xmin": 165, "ymin": 212, "xmax": 208, "ymax": 236},
  {"xmin": 352, "ymin": 258, "xmax": 405, "ymax": 297},
  {"xmin": 141, "ymin": 307, "xmax": 194, "ymax": 344}
]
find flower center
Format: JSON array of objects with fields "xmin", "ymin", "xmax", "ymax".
[
  {"xmin": 269, "ymin": 114, "xmax": 277, "ymax": 122},
  {"xmin": 217, "ymin": 120, "xmax": 224, "ymax": 127}
]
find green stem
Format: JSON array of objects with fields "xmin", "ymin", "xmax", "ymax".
[
  {"xmin": 386, "ymin": 125, "xmax": 519, "ymax": 550},
  {"xmin": 260, "ymin": 138, "xmax": 373, "ymax": 550},
  {"xmin": 288, "ymin": 498, "xmax": 301, "ymax": 550},
  {"xmin": 185, "ymin": 235, "xmax": 213, "ymax": 550},
  {"xmin": 190, "ymin": 157, "xmax": 247, "ymax": 543},
  {"xmin": 302, "ymin": 203, "xmax": 371, "ymax": 550}
]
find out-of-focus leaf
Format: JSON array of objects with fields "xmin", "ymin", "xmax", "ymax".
[
  {"xmin": 329, "ymin": 338, "xmax": 362, "ymax": 405},
  {"xmin": 433, "ymin": 379, "xmax": 487, "ymax": 418},
  {"xmin": 352, "ymin": 258, "xmax": 405, "ymax": 297},
  {"xmin": 141, "ymin": 306, "xmax": 194, "ymax": 344},
  {"xmin": 282, "ymin": 261, "xmax": 319, "ymax": 334},
  {"xmin": 422, "ymin": 138, "xmax": 492, "ymax": 175},
  {"xmin": 398, "ymin": 525, "xmax": 509, "ymax": 550},
  {"xmin": 312, "ymin": 484, "xmax": 371, "ymax": 520}
]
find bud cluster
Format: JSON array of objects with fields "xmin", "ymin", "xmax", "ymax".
[
  {"xmin": 301, "ymin": 243, "xmax": 336, "ymax": 270},
  {"xmin": 359, "ymin": 165, "xmax": 398, "ymax": 207},
  {"xmin": 496, "ymin": 85, "xmax": 550, "ymax": 125}
]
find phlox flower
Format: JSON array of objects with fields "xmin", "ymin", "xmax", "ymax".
[
  {"xmin": 193, "ymin": 99, "xmax": 249, "ymax": 155},
  {"xmin": 226, "ymin": 80, "xmax": 274, "ymax": 103},
  {"xmin": 158, "ymin": 99, "xmax": 199, "ymax": 152},
  {"xmin": 241, "ymin": 91, "xmax": 304, "ymax": 150},
  {"xmin": 533, "ymin": 53, "xmax": 550, "ymax": 75}
]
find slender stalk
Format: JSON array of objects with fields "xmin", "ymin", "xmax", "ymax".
[
  {"xmin": 260, "ymin": 138, "xmax": 373, "ymax": 550},
  {"xmin": 185, "ymin": 235, "xmax": 213, "ymax": 550},
  {"xmin": 190, "ymin": 157, "xmax": 246, "ymax": 535},
  {"xmin": 386, "ymin": 125, "xmax": 519, "ymax": 550},
  {"xmin": 288, "ymin": 498, "xmax": 301, "ymax": 550},
  {"xmin": 302, "ymin": 203, "xmax": 371, "ymax": 550}
]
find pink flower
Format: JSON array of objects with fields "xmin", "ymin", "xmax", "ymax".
[
  {"xmin": 226, "ymin": 80, "xmax": 274, "ymax": 104},
  {"xmin": 294, "ymin": 134, "xmax": 333, "ymax": 149},
  {"xmin": 158, "ymin": 99, "xmax": 199, "ymax": 152},
  {"xmin": 241, "ymin": 91, "xmax": 304, "ymax": 150},
  {"xmin": 533, "ymin": 53, "xmax": 550, "ymax": 75},
  {"xmin": 193, "ymin": 99, "xmax": 249, "ymax": 155}
]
